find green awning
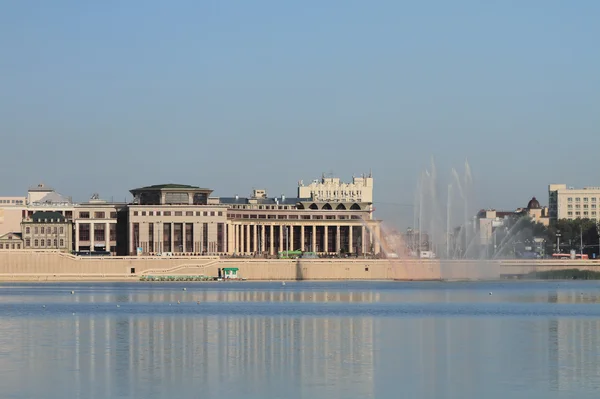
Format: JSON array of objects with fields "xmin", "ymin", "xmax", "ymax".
[{"xmin": 223, "ymin": 267, "xmax": 239, "ymax": 271}]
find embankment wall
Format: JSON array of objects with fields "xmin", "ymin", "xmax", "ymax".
[{"xmin": 1, "ymin": 251, "xmax": 599, "ymax": 281}]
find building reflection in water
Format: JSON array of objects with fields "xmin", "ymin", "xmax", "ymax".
[{"xmin": 0, "ymin": 312, "xmax": 375, "ymax": 399}]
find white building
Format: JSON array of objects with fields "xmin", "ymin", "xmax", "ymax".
[
  {"xmin": 548, "ymin": 184, "xmax": 600, "ymax": 222},
  {"xmin": 297, "ymin": 173, "xmax": 373, "ymax": 204}
]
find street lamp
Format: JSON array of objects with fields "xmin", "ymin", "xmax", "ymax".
[{"xmin": 556, "ymin": 230, "xmax": 561, "ymax": 254}]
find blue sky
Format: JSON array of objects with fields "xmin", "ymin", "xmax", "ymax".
[{"xmin": 1, "ymin": 1, "xmax": 599, "ymax": 228}]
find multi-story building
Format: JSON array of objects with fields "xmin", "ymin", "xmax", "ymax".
[
  {"xmin": 0, "ymin": 174, "xmax": 384, "ymax": 256},
  {"xmin": 21, "ymin": 211, "xmax": 72, "ymax": 251},
  {"xmin": 548, "ymin": 184, "xmax": 600, "ymax": 222}
]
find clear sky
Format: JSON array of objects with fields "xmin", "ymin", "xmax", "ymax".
[{"xmin": 1, "ymin": 1, "xmax": 599, "ymax": 228}]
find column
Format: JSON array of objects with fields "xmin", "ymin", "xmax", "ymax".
[
  {"xmin": 335, "ymin": 225, "xmax": 341, "ymax": 253},
  {"xmin": 260, "ymin": 225, "xmax": 265, "ymax": 254},
  {"xmin": 245, "ymin": 224, "xmax": 250, "ymax": 254},
  {"xmin": 105, "ymin": 222, "xmax": 110, "ymax": 252},
  {"xmin": 349, "ymin": 225, "xmax": 353, "ymax": 254},
  {"xmin": 361, "ymin": 225, "xmax": 366, "ymax": 255},
  {"xmin": 252, "ymin": 224, "xmax": 257, "ymax": 253},
  {"xmin": 324, "ymin": 225, "xmax": 329, "ymax": 253},
  {"xmin": 312, "ymin": 225, "xmax": 316, "ymax": 253},
  {"xmin": 90, "ymin": 222, "xmax": 95, "ymax": 252},
  {"xmin": 300, "ymin": 225, "xmax": 305, "ymax": 252},
  {"xmin": 279, "ymin": 225, "xmax": 284, "ymax": 252},
  {"xmin": 269, "ymin": 224, "xmax": 274, "ymax": 255},
  {"xmin": 75, "ymin": 221, "xmax": 80, "ymax": 252},
  {"xmin": 289, "ymin": 225, "xmax": 294, "ymax": 251}
]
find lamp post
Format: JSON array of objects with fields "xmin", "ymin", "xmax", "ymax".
[{"xmin": 556, "ymin": 230, "xmax": 561, "ymax": 254}]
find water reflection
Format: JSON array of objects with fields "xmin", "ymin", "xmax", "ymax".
[
  {"xmin": 1, "ymin": 282, "xmax": 600, "ymax": 398},
  {"xmin": 0, "ymin": 314, "xmax": 375, "ymax": 399}
]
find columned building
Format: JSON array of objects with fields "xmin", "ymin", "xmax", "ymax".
[{"xmin": 128, "ymin": 184, "xmax": 228, "ymax": 255}]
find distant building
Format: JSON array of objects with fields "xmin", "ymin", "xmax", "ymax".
[
  {"xmin": 548, "ymin": 184, "xmax": 600, "ymax": 222},
  {"xmin": 0, "ymin": 174, "xmax": 383, "ymax": 257},
  {"xmin": 21, "ymin": 211, "xmax": 72, "ymax": 251},
  {"xmin": 0, "ymin": 232, "xmax": 23, "ymax": 250}
]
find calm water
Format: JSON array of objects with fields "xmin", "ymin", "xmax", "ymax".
[{"xmin": 1, "ymin": 281, "xmax": 600, "ymax": 399}]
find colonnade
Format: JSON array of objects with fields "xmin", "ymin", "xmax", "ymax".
[{"xmin": 229, "ymin": 223, "xmax": 381, "ymax": 256}]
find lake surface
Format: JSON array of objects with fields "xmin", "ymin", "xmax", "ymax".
[{"xmin": 1, "ymin": 281, "xmax": 600, "ymax": 399}]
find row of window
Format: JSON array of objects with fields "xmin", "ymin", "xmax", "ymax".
[
  {"xmin": 0, "ymin": 199, "xmax": 24, "ymax": 204},
  {"xmin": 567, "ymin": 211, "xmax": 597, "ymax": 217},
  {"xmin": 230, "ymin": 205, "xmax": 294, "ymax": 210},
  {"xmin": 0, "ymin": 243, "xmax": 21, "ymax": 249},
  {"xmin": 567, "ymin": 204, "xmax": 597, "ymax": 209},
  {"xmin": 567, "ymin": 197, "xmax": 598, "ymax": 202},
  {"xmin": 229, "ymin": 214, "xmax": 362, "ymax": 220},
  {"xmin": 28, "ymin": 239, "xmax": 65, "ymax": 247},
  {"xmin": 78, "ymin": 212, "xmax": 118, "ymax": 219},
  {"xmin": 25, "ymin": 226, "xmax": 65, "ymax": 235},
  {"xmin": 133, "ymin": 210, "xmax": 223, "ymax": 217}
]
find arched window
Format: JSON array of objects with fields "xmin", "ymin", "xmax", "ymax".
[
  {"xmin": 309, "ymin": 203, "xmax": 318, "ymax": 210},
  {"xmin": 336, "ymin": 204, "xmax": 347, "ymax": 210},
  {"xmin": 322, "ymin": 203, "xmax": 332, "ymax": 210},
  {"xmin": 53, "ymin": 239, "xmax": 58, "ymax": 247},
  {"xmin": 34, "ymin": 240, "xmax": 39, "ymax": 247},
  {"xmin": 40, "ymin": 239, "xmax": 45, "ymax": 247},
  {"xmin": 350, "ymin": 203, "xmax": 361, "ymax": 210},
  {"xmin": 60, "ymin": 239, "xmax": 64, "ymax": 247}
]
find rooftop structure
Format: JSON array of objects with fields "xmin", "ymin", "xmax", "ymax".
[{"xmin": 130, "ymin": 184, "xmax": 213, "ymax": 206}]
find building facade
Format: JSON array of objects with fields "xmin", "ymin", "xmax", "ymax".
[
  {"xmin": 21, "ymin": 211, "xmax": 72, "ymax": 251},
  {"xmin": 549, "ymin": 184, "xmax": 600, "ymax": 222},
  {"xmin": 0, "ymin": 232, "xmax": 23, "ymax": 250},
  {"xmin": 0, "ymin": 175, "xmax": 384, "ymax": 257}
]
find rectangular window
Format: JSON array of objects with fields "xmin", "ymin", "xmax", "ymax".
[
  {"xmin": 217, "ymin": 223, "xmax": 224, "ymax": 252},
  {"xmin": 593, "ymin": 198, "xmax": 597, "ymax": 202},
  {"xmin": 163, "ymin": 223, "xmax": 171, "ymax": 252},
  {"xmin": 40, "ymin": 227, "xmax": 45, "ymax": 234},
  {"xmin": 0, "ymin": 244, "xmax": 3, "ymax": 249},
  {"xmin": 94, "ymin": 212, "xmax": 105, "ymax": 219},
  {"xmin": 576, "ymin": 198, "xmax": 581, "ymax": 202},
  {"xmin": 196, "ymin": 211, "xmax": 201, "ymax": 216},
  {"xmin": 53, "ymin": 239, "xmax": 57, "ymax": 247},
  {"xmin": 132, "ymin": 223, "xmax": 140, "ymax": 254},
  {"xmin": 175, "ymin": 211, "xmax": 183, "ymax": 216},
  {"xmin": 40, "ymin": 239, "xmax": 45, "ymax": 247},
  {"xmin": 218, "ymin": 211, "xmax": 223, "ymax": 217},
  {"xmin": 110, "ymin": 212, "xmax": 118, "ymax": 218},
  {"xmin": 186, "ymin": 211, "xmax": 194, "ymax": 216},
  {"xmin": 94, "ymin": 224, "xmax": 105, "ymax": 242},
  {"xmin": 79, "ymin": 212, "xmax": 90, "ymax": 219},
  {"xmin": 148, "ymin": 211, "xmax": 154, "ymax": 216},
  {"xmin": 133, "ymin": 211, "xmax": 138, "ymax": 216},
  {"xmin": 59, "ymin": 227, "xmax": 64, "ymax": 234},
  {"xmin": 203, "ymin": 223, "xmax": 208, "ymax": 254},
  {"xmin": 185, "ymin": 223, "xmax": 193, "ymax": 252},
  {"xmin": 173, "ymin": 223, "xmax": 183, "ymax": 252},
  {"xmin": 141, "ymin": 211, "xmax": 146, "ymax": 216},
  {"xmin": 110, "ymin": 224, "xmax": 117, "ymax": 241},
  {"xmin": 203, "ymin": 211, "xmax": 208, "ymax": 216},
  {"xmin": 148, "ymin": 223, "xmax": 154, "ymax": 253},
  {"xmin": 25, "ymin": 227, "xmax": 30, "ymax": 234},
  {"xmin": 163, "ymin": 211, "xmax": 171, "ymax": 216},
  {"xmin": 584, "ymin": 198, "xmax": 589, "ymax": 202},
  {"xmin": 79, "ymin": 223, "xmax": 90, "ymax": 241},
  {"xmin": 156, "ymin": 211, "xmax": 161, "ymax": 216},
  {"xmin": 210, "ymin": 211, "xmax": 215, "ymax": 217},
  {"xmin": 53, "ymin": 227, "xmax": 57, "ymax": 234},
  {"xmin": 60, "ymin": 239, "xmax": 64, "ymax": 247},
  {"xmin": 25, "ymin": 239, "xmax": 31, "ymax": 247}
]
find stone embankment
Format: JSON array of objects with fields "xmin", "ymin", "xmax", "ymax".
[{"xmin": 0, "ymin": 250, "xmax": 599, "ymax": 281}]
